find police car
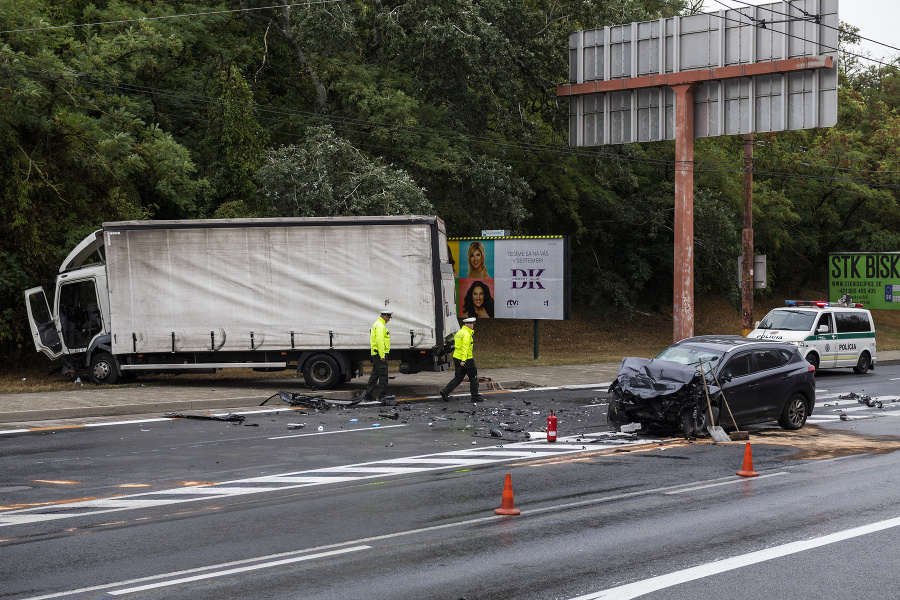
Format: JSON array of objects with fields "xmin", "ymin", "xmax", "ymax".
[{"xmin": 747, "ymin": 296, "xmax": 876, "ymax": 374}]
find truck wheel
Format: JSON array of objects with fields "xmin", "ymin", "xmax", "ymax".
[
  {"xmin": 853, "ymin": 352, "xmax": 871, "ymax": 374},
  {"xmin": 89, "ymin": 351, "xmax": 120, "ymax": 385},
  {"xmin": 302, "ymin": 354, "xmax": 341, "ymax": 390}
]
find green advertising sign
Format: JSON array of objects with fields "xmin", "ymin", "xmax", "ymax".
[{"xmin": 829, "ymin": 253, "xmax": 900, "ymax": 309}]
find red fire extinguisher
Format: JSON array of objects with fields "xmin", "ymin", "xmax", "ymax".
[{"xmin": 547, "ymin": 410, "xmax": 557, "ymax": 442}]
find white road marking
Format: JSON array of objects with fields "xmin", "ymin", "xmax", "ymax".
[
  {"xmin": 561, "ymin": 383, "xmax": 613, "ymax": 390},
  {"xmin": 0, "ymin": 432, "xmax": 658, "ymax": 528},
  {"xmin": 16, "ymin": 475, "xmax": 786, "ymax": 600},
  {"xmin": 85, "ymin": 418, "xmax": 171, "ymax": 427},
  {"xmin": 664, "ymin": 472, "xmax": 788, "ymax": 494},
  {"xmin": 268, "ymin": 423, "xmax": 407, "ymax": 439},
  {"xmin": 0, "ymin": 429, "xmax": 29, "ymax": 435},
  {"xmin": 568, "ymin": 515, "xmax": 900, "ymax": 600},
  {"xmin": 108, "ymin": 546, "xmax": 371, "ymax": 595}
]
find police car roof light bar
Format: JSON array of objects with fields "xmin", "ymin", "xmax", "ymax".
[
  {"xmin": 784, "ymin": 299, "xmax": 864, "ymax": 308},
  {"xmin": 785, "ymin": 300, "xmax": 829, "ymax": 307}
]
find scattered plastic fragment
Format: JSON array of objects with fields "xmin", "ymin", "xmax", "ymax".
[
  {"xmin": 164, "ymin": 412, "xmax": 245, "ymax": 422},
  {"xmin": 349, "ymin": 418, "xmax": 358, "ymax": 422},
  {"xmin": 317, "ymin": 425, "xmax": 324, "ymax": 431},
  {"xmin": 372, "ymin": 423, "xmax": 380, "ymax": 427},
  {"xmin": 288, "ymin": 423, "xmax": 306, "ymax": 429}
]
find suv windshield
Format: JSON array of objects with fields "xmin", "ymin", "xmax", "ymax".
[
  {"xmin": 655, "ymin": 344, "xmax": 726, "ymax": 367},
  {"xmin": 757, "ymin": 309, "xmax": 816, "ymax": 331}
]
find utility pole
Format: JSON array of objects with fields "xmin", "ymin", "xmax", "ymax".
[{"xmin": 741, "ymin": 134, "xmax": 754, "ymax": 336}]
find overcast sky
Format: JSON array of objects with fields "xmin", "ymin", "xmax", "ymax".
[{"xmin": 701, "ymin": 0, "xmax": 899, "ymax": 65}]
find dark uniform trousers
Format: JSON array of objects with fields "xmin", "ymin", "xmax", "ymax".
[
  {"xmin": 365, "ymin": 357, "xmax": 389, "ymax": 399},
  {"xmin": 441, "ymin": 358, "xmax": 479, "ymax": 397}
]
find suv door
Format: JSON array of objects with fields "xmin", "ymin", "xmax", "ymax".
[
  {"xmin": 25, "ymin": 287, "xmax": 63, "ymax": 360},
  {"xmin": 717, "ymin": 351, "xmax": 758, "ymax": 424},
  {"xmin": 752, "ymin": 348, "xmax": 792, "ymax": 416}
]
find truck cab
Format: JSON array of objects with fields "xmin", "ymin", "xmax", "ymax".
[{"xmin": 25, "ymin": 231, "xmax": 116, "ymax": 382}]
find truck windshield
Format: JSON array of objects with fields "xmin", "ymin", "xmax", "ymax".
[{"xmin": 757, "ymin": 309, "xmax": 816, "ymax": 331}]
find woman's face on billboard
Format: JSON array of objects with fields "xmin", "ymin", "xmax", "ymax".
[
  {"xmin": 472, "ymin": 285, "xmax": 485, "ymax": 307},
  {"xmin": 470, "ymin": 248, "xmax": 483, "ymax": 269}
]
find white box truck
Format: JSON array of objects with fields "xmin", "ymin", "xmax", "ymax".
[{"xmin": 25, "ymin": 216, "xmax": 459, "ymax": 387}]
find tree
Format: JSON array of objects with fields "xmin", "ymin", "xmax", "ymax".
[{"xmin": 258, "ymin": 125, "xmax": 432, "ymax": 217}]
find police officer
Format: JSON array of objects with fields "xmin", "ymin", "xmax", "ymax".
[
  {"xmin": 440, "ymin": 317, "xmax": 483, "ymax": 402},
  {"xmin": 360, "ymin": 310, "xmax": 391, "ymax": 404}
]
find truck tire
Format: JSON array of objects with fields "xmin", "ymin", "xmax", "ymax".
[
  {"xmin": 302, "ymin": 353, "xmax": 341, "ymax": 390},
  {"xmin": 89, "ymin": 351, "xmax": 120, "ymax": 385}
]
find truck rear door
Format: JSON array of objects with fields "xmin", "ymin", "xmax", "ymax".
[{"xmin": 25, "ymin": 287, "xmax": 63, "ymax": 360}]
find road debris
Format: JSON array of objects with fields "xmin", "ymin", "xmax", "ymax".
[{"xmin": 164, "ymin": 412, "xmax": 245, "ymax": 422}]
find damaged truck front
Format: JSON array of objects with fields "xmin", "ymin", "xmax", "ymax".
[{"xmin": 608, "ymin": 357, "xmax": 719, "ymax": 438}]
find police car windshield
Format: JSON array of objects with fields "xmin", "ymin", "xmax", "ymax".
[
  {"xmin": 758, "ymin": 309, "xmax": 816, "ymax": 331},
  {"xmin": 654, "ymin": 344, "xmax": 725, "ymax": 367}
]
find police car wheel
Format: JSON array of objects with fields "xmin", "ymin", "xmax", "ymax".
[
  {"xmin": 806, "ymin": 352, "xmax": 820, "ymax": 371},
  {"xmin": 853, "ymin": 352, "xmax": 871, "ymax": 375}
]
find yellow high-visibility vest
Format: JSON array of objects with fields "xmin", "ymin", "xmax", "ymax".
[
  {"xmin": 453, "ymin": 326, "xmax": 474, "ymax": 361},
  {"xmin": 370, "ymin": 317, "xmax": 391, "ymax": 358}
]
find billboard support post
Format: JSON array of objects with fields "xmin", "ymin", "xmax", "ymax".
[
  {"xmin": 673, "ymin": 83, "xmax": 698, "ymax": 342},
  {"xmin": 533, "ymin": 319, "xmax": 539, "ymax": 360},
  {"xmin": 741, "ymin": 134, "xmax": 755, "ymax": 336}
]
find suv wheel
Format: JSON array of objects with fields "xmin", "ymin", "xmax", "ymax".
[
  {"xmin": 778, "ymin": 393, "xmax": 808, "ymax": 430},
  {"xmin": 853, "ymin": 352, "xmax": 871, "ymax": 375}
]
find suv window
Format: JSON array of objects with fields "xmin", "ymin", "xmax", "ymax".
[
  {"xmin": 777, "ymin": 349, "xmax": 795, "ymax": 363},
  {"xmin": 835, "ymin": 312, "xmax": 872, "ymax": 334},
  {"xmin": 754, "ymin": 349, "xmax": 786, "ymax": 371},
  {"xmin": 720, "ymin": 352, "xmax": 753, "ymax": 379}
]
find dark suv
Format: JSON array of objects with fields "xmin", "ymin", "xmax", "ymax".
[{"xmin": 608, "ymin": 335, "xmax": 817, "ymax": 437}]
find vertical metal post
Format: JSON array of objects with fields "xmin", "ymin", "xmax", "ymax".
[
  {"xmin": 533, "ymin": 319, "xmax": 539, "ymax": 360},
  {"xmin": 671, "ymin": 83, "xmax": 699, "ymax": 343},
  {"xmin": 741, "ymin": 133, "xmax": 755, "ymax": 336}
]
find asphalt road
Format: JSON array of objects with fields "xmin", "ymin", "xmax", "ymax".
[{"xmin": 2, "ymin": 367, "xmax": 900, "ymax": 600}]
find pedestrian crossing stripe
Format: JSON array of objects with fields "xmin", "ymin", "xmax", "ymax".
[{"xmin": 0, "ymin": 431, "xmax": 655, "ymax": 528}]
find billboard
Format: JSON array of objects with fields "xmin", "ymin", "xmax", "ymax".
[
  {"xmin": 829, "ymin": 252, "xmax": 900, "ymax": 309},
  {"xmin": 561, "ymin": 0, "xmax": 839, "ymax": 145},
  {"xmin": 448, "ymin": 237, "xmax": 571, "ymax": 320}
]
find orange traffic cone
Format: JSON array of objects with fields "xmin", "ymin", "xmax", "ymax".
[
  {"xmin": 494, "ymin": 473, "xmax": 520, "ymax": 515},
  {"xmin": 736, "ymin": 442, "xmax": 759, "ymax": 477}
]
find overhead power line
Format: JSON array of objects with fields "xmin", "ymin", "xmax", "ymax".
[{"xmin": 0, "ymin": 1, "xmax": 343, "ymax": 34}]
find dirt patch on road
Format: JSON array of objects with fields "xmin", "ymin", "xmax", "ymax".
[{"xmin": 752, "ymin": 425, "xmax": 900, "ymax": 460}]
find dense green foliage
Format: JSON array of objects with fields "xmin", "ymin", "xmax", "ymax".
[{"xmin": 1, "ymin": 0, "xmax": 899, "ymax": 365}]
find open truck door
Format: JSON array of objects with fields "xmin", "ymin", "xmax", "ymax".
[{"xmin": 25, "ymin": 287, "xmax": 63, "ymax": 360}]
